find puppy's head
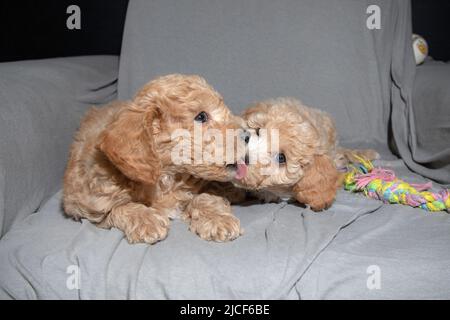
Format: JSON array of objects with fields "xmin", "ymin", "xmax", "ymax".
[
  {"xmin": 99, "ymin": 74, "xmax": 248, "ymax": 185},
  {"xmin": 235, "ymin": 98, "xmax": 339, "ymax": 211}
]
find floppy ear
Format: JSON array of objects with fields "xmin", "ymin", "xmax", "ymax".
[
  {"xmin": 98, "ymin": 103, "xmax": 162, "ymax": 185},
  {"xmin": 293, "ymin": 154, "xmax": 339, "ymax": 211},
  {"xmin": 241, "ymin": 102, "xmax": 270, "ymax": 129}
]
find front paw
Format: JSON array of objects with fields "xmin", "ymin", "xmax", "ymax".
[
  {"xmin": 309, "ymin": 197, "xmax": 335, "ymax": 212},
  {"xmin": 125, "ymin": 213, "xmax": 169, "ymax": 244},
  {"xmin": 364, "ymin": 149, "xmax": 380, "ymax": 161},
  {"xmin": 190, "ymin": 214, "xmax": 242, "ymax": 242}
]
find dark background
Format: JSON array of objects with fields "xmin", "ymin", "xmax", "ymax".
[
  {"xmin": 0, "ymin": 0, "xmax": 129, "ymax": 62},
  {"xmin": 0, "ymin": 0, "xmax": 448, "ymax": 63},
  {"xmin": 412, "ymin": 0, "xmax": 450, "ymax": 62}
]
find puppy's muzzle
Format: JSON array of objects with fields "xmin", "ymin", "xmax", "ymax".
[{"xmin": 226, "ymin": 129, "xmax": 250, "ymax": 179}]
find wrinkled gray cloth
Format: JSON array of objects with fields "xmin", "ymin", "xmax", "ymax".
[
  {"xmin": 400, "ymin": 59, "xmax": 450, "ymax": 185},
  {"xmin": 0, "ymin": 189, "xmax": 381, "ymax": 299},
  {"xmin": 388, "ymin": 19, "xmax": 450, "ymax": 184},
  {"xmin": 0, "ymin": 56, "xmax": 119, "ymax": 236},
  {"xmin": 297, "ymin": 159, "xmax": 450, "ymax": 299},
  {"xmin": 1, "ymin": 160, "xmax": 448, "ymax": 299}
]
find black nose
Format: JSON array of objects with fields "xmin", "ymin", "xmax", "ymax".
[{"xmin": 241, "ymin": 130, "xmax": 251, "ymax": 144}]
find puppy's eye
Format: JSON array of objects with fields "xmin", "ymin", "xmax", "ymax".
[
  {"xmin": 276, "ymin": 153, "xmax": 286, "ymax": 164},
  {"xmin": 194, "ymin": 111, "xmax": 208, "ymax": 123}
]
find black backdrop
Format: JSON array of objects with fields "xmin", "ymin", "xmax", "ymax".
[
  {"xmin": 0, "ymin": 0, "xmax": 448, "ymax": 63},
  {"xmin": 412, "ymin": 0, "xmax": 450, "ymax": 62},
  {"xmin": 0, "ymin": 0, "xmax": 129, "ymax": 62}
]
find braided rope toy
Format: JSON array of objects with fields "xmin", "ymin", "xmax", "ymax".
[{"xmin": 343, "ymin": 155, "xmax": 450, "ymax": 212}]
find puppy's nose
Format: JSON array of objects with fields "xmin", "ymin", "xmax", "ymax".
[
  {"xmin": 240, "ymin": 130, "xmax": 251, "ymax": 144},
  {"xmin": 244, "ymin": 153, "xmax": 250, "ymax": 165}
]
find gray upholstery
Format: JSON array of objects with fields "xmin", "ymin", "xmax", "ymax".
[
  {"xmin": 297, "ymin": 159, "xmax": 450, "ymax": 299},
  {"xmin": 389, "ymin": 31, "xmax": 450, "ymax": 185},
  {"xmin": 405, "ymin": 59, "xmax": 450, "ymax": 184},
  {"xmin": 119, "ymin": 0, "xmax": 409, "ymax": 145},
  {"xmin": 0, "ymin": 56, "xmax": 118, "ymax": 236},
  {"xmin": 1, "ymin": 1, "xmax": 450, "ymax": 299},
  {"xmin": 299, "ymin": 204, "xmax": 450, "ymax": 299},
  {"xmin": 1, "ymin": 160, "xmax": 448, "ymax": 299},
  {"xmin": 0, "ymin": 189, "xmax": 381, "ymax": 299}
]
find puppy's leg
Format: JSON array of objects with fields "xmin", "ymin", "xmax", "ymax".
[
  {"xmin": 102, "ymin": 202, "xmax": 170, "ymax": 244},
  {"xmin": 183, "ymin": 194, "xmax": 242, "ymax": 242}
]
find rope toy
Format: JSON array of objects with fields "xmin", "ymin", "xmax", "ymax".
[{"xmin": 343, "ymin": 155, "xmax": 450, "ymax": 213}]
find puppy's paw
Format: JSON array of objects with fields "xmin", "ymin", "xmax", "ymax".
[
  {"xmin": 125, "ymin": 213, "xmax": 169, "ymax": 244},
  {"xmin": 190, "ymin": 214, "xmax": 242, "ymax": 242},
  {"xmin": 363, "ymin": 149, "xmax": 380, "ymax": 161},
  {"xmin": 334, "ymin": 153, "xmax": 349, "ymax": 170},
  {"xmin": 309, "ymin": 197, "xmax": 335, "ymax": 212}
]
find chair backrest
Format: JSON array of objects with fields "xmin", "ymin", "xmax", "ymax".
[{"xmin": 118, "ymin": 0, "xmax": 414, "ymax": 145}]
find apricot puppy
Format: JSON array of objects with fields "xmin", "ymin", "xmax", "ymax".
[
  {"xmin": 63, "ymin": 74, "xmax": 249, "ymax": 244},
  {"xmin": 230, "ymin": 97, "xmax": 379, "ymax": 211}
]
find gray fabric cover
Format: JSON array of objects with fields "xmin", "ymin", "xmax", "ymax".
[
  {"xmin": 401, "ymin": 60, "xmax": 450, "ymax": 184},
  {"xmin": 0, "ymin": 189, "xmax": 381, "ymax": 299},
  {"xmin": 1, "ymin": 0, "xmax": 449, "ymax": 300},
  {"xmin": 0, "ymin": 56, "xmax": 119, "ymax": 236},
  {"xmin": 389, "ymin": 24, "xmax": 450, "ymax": 184},
  {"xmin": 1, "ymin": 160, "xmax": 448, "ymax": 299},
  {"xmin": 119, "ymin": 0, "xmax": 411, "ymax": 146},
  {"xmin": 297, "ymin": 159, "xmax": 450, "ymax": 299}
]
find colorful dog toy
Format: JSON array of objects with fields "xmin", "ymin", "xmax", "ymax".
[{"xmin": 343, "ymin": 156, "xmax": 450, "ymax": 212}]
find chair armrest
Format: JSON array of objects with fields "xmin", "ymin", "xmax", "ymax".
[
  {"xmin": 0, "ymin": 56, "xmax": 118, "ymax": 236},
  {"xmin": 410, "ymin": 59, "xmax": 450, "ymax": 183}
]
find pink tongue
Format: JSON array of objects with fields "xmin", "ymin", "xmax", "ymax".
[{"xmin": 235, "ymin": 163, "xmax": 248, "ymax": 180}]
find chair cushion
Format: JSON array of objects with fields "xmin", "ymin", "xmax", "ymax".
[
  {"xmin": 0, "ymin": 189, "xmax": 381, "ymax": 299},
  {"xmin": 298, "ymin": 160, "xmax": 450, "ymax": 299}
]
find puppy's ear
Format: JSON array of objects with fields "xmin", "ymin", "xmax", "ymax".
[
  {"xmin": 98, "ymin": 103, "xmax": 162, "ymax": 185},
  {"xmin": 241, "ymin": 102, "xmax": 270, "ymax": 129},
  {"xmin": 293, "ymin": 154, "xmax": 339, "ymax": 211}
]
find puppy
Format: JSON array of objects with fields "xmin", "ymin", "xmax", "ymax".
[
  {"xmin": 63, "ymin": 74, "xmax": 249, "ymax": 244},
  {"xmin": 228, "ymin": 97, "xmax": 379, "ymax": 211}
]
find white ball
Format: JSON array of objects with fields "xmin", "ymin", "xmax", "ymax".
[{"xmin": 412, "ymin": 34, "xmax": 428, "ymax": 65}]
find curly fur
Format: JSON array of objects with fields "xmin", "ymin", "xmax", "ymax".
[
  {"xmin": 63, "ymin": 74, "xmax": 246, "ymax": 244},
  {"xmin": 231, "ymin": 97, "xmax": 379, "ymax": 211}
]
